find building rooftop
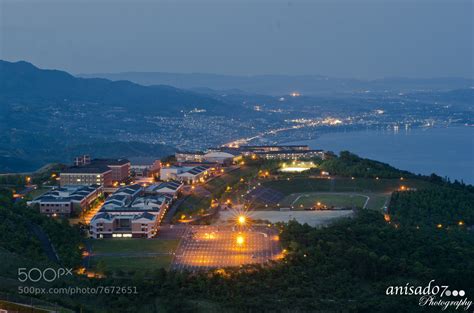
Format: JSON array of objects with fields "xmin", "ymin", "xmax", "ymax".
[
  {"xmin": 31, "ymin": 184, "xmax": 102, "ymax": 204},
  {"xmin": 100, "ymin": 206, "xmax": 160, "ymax": 213},
  {"xmin": 62, "ymin": 165, "xmax": 111, "ymax": 174},
  {"xmin": 146, "ymin": 181, "xmax": 183, "ymax": 192}
]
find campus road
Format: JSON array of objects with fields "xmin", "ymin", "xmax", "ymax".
[{"xmin": 162, "ymin": 196, "xmax": 189, "ymax": 224}]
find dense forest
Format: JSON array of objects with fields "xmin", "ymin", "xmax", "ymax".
[
  {"xmin": 319, "ymin": 151, "xmax": 414, "ymax": 179},
  {"xmin": 0, "ymin": 188, "xmax": 82, "ymax": 268},
  {"xmin": 390, "ymin": 188, "xmax": 474, "ymax": 227}
]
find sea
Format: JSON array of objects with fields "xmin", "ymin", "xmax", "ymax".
[{"xmin": 286, "ymin": 126, "xmax": 474, "ymax": 184}]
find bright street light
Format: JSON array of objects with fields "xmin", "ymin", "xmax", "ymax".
[{"xmin": 236, "ymin": 235, "xmax": 244, "ymax": 245}]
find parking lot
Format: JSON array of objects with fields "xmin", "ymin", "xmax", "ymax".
[{"xmin": 171, "ymin": 225, "xmax": 281, "ymax": 271}]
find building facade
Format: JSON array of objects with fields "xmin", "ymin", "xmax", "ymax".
[
  {"xmin": 60, "ymin": 166, "xmax": 112, "ymax": 187},
  {"xmin": 91, "ymin": 159, "xmax": 131, "ymax": 183}
]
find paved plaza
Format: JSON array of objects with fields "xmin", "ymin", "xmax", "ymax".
[{"xmin": 171, "ymin": 225, "xmax": 281, "ymax": 271}]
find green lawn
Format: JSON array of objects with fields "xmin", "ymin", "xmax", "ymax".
[
  {"xmin": 91, "ymin": 255, "xmax": 174, "ymax": 272},
  {"xmin": 87, "ymin": 239, "xmax": 179, "ymax": 273},
  {"xmin": 264, "ymin": 177, "xmax": 434, "ymax": 194},
  {"xmin": 281, "ymin": 192, "xmax": 390, "ymax": 210},
  {"xmin": 88, "ymin": 238, "xmax": 179, "ymax": 254},
  {"xmin": 287, "ymin": 193, "xmax": 368, "ymax": 209}
]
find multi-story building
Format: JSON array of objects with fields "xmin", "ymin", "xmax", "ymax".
[
  {"xmin": 89, "ymin": 190, "xmax": 172, "ymax": 238},
  {"xmin": 176, "ymin": 149, "xmax": 242, "ymax": 165},
  {"xmin": 90, "ymin": 159, "xmax": 131, "ymax": 183},
  {"xmin": 90, "ymin": 210, "xmax": 159, "ymax": 239},
  {"xmin": 202, "ymin": 150, "xmax": 242, "ymax": 165},
  {"xmin": 175, "ymin": 151, "xmax": 205, "ymax": 163},
  {"xmin": 60, "ymin": 166, "xmax": 112, "ymax": 187},
  {"xmin": 27, "ymin": 184, "xmax": 103, "ymax": 216},
  {"xmin": 160, "ymin": 166, "xmax": 210, "ymax": 184},
  {"xmin": 131, "ymin": 159, "xmax": 161, "ymax": 178}
]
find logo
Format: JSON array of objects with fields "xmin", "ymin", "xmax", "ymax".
[
  {"xmin": 18, "ymin": 267, "xmax": 73, "ymax": 283},
  {"xmin": 386, "ymin": 280, "xmax": 472, "ymax": 311}
]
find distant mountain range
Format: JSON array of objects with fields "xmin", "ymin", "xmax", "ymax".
[
  {"xmin": 78, "ymin": 71, "xmax": 473, "ymax": 96},
  {"xmin": 0, "ymin": 60, "xmax": 236, "ymax": 116}
]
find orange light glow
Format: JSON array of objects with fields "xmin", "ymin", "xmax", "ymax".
[
  {"xmin": 236, "ymin": 235, "xmax": 244, "ymax": 245},
  {"xmin": 238, "ymin": 215, "xmax": 246, "ymax": 225}
]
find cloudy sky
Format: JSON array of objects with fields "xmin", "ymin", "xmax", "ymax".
[{"xmin": 0, "ymin": 0, "xmax": 472, "ymax": 78}]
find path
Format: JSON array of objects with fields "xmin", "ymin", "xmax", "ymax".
[{"xmin": 28, "ymin": 222, "xmax": 60, "ymax": 264}]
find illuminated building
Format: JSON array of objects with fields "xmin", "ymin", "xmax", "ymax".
[
  {"xmin": 60, "ymin": 166, "xmax": 112, "ymax": 187},
  {"xmin": 27, "ymin": 184, "xmax": 103, "ymax": 216}
]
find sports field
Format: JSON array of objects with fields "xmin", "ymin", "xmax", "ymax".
[
  {"xmin": 261, "ymin": 177, "xmax": 433, "ymax": 210},
  {"xmin": 284, "ymin": 193, "xmax": 367, "ymax": 209},
  {"xmin": 280, "ymin": 192, "xmax": 390, "ymax": 210}
]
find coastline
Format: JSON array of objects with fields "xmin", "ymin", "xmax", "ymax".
[{"xmin": 279, "ymin": 125, "xmax": 474, "ymax": 184}]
